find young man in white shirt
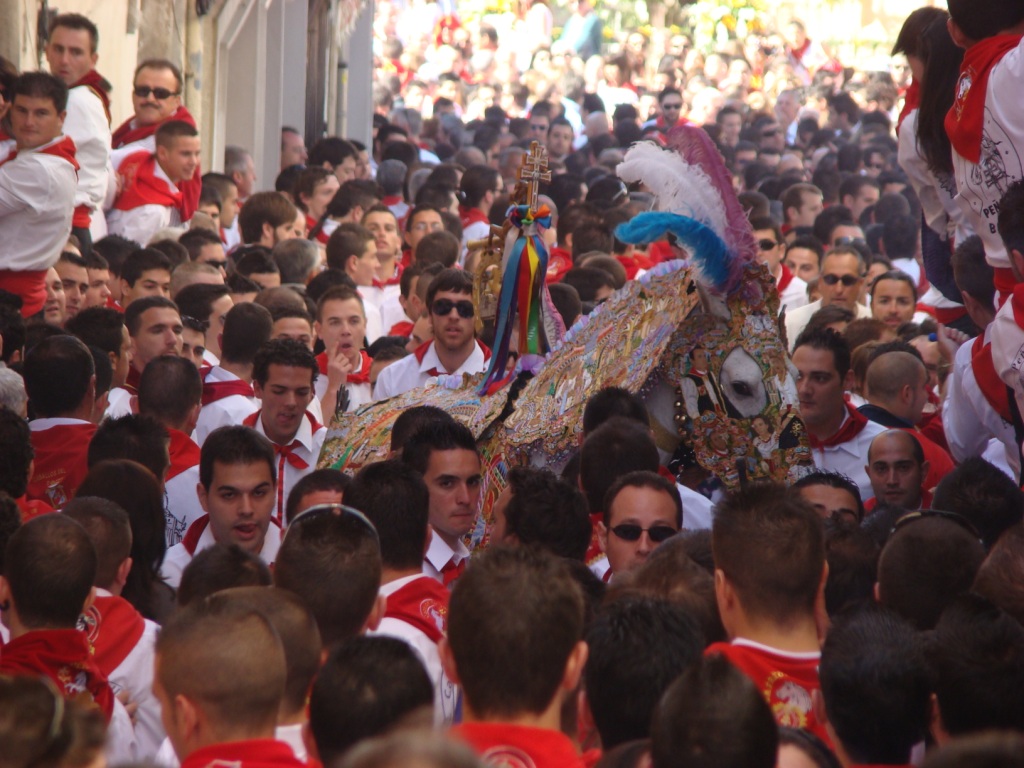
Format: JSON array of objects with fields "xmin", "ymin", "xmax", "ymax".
[
  {"xmin": 313, "ymin": 286, "xmax": 373, "ymax": 416},
  {"xmin": 373, "ymin": 269, "xmax": 489, "ymax": 400},
  {"xmin": 325, "ymin": 222, "xmax": 384, "ymax": 344},
  {"xmin": 750, "ymin": 216, "xmax": 808, "ymax": 315}
]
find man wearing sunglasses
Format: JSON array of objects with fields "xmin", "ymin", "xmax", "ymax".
[
  {"xmin": 751, "ymin": 217, "xmax": 808, "ymax": 315},
  {"xmin": 111, "ymin": 59, "xmax": 201, "ymax": 223},
  {"xmin": 374, "ymin": 269, "xmax": 489, "ymax": 400},
  {"xmin": 598, "ymin": 471, "xmax": 681, "ymax": 579},
  {"xmin": 785, "ymin": 246, "xmax": 872, "ymax": 350}
]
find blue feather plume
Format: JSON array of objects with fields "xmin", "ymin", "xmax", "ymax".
[{"xmin": 614, "ymin": 212, "xmax": 734, "ymax": 290}]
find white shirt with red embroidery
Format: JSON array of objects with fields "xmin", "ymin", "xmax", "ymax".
[
  {"xmin": 370, "ymin": 573, "xmax": 459, "ymax": 725},
  {"xmin": 0, "ymin": 135, "xmax": 78, "ymax": 272},
  {"xmin": 64, "ymin": 84, "xmax": 112, "ymax": 238},
  {"xmin": 247, "ymin": 411, "xmax": 327, "ymax": 525},
  {"xmin": 373, "ymin": 340, "xmax": 488, "ymax": 400},
  {"xmin": 192, "ymin": 366, "xmax": 259, "ymax": 446},
  {"xmin": 105, "ymin": 159, "xmax": 183, "ymax": 246},
  {"xmin": 160, "ymin": 517, "xmax": 283, "ymax": 589}
]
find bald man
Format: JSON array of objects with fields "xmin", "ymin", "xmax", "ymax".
[{"xmin": 865, "ymin": 430, "xmax": 930, "ymax": 512}]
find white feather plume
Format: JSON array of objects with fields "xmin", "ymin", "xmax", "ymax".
[{"xmin": 616, "ymin": 142, "xmax": 729, "ymax": 242}]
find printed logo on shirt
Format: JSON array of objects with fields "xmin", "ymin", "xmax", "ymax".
[
  {"xmin": 764, "ymin": 671, "xmax": 812, "ymax": 729},
  {"xmin": 480, "ymin": 746, "xmax": 536, "ymax": 768},
  {"xmin": 420, "ymin": 598, "xmax": 447, "ymax": 634}
]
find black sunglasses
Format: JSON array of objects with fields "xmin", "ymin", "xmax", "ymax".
[
  {"xmin": 432, "ymin": 298, "xmax": 475, "ymax": 318},
  {"xmin": 133, "ymin": 86, "xmax": 180, "ymax": 100},
  {"xmin": 204, "ymin": 259, "xmax": 228, "ymax": 270},
  {"xmin": 820, "ymin": 273, "xmax": 862, "ymax": 287},
  {"xmin": 611, "ymin": 523, "xmax": 677, "ymax": 543},
  {"xmin": 757, "ymin": 238, "xmax": 778, "ymax": 251},
  {"xmin": 662, "ymin": 102, "xmax": 683, "ymax": 110}
]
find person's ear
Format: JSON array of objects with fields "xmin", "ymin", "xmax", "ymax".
[
  {"xmin": 119, "ymin": 278, "xmax": 132, "ymax": 302},
  {"xmin": 561, "ymin": 640, "xmax": 588, "ymax": 694},
  {"xmin": 252, "ymin": 380, "xmax": 264, "ymax": 400},
  {"xmin": 116, "ymin": 557, "xmax": 133, "ymax": 591},
  {"xmin": 82, "ymin": 586, "xmax": 97, "ymax": 614},
  {"xmin": 261, "ymin": 221, "xmax": 275, "ymax": 244},
  {"xmin": 946, "ymin": 18, "xmax": 973, "ymax": 49},
  {"xmin": 361, "ymin": 594, "xmax": 386, "ymax": 634},
  {"xmin": 873, "ymin": 580, "xmax": 881, "ymax": 603},
  {"xmin": 842, "ymin": 368, "xmax": 856, "ymax": 392},
  {"xmin": 0, "ymin": 575, "xmax": 11, "ymax": 612},
  {"xmin": 176, "ymin": 694, "xmax": 200, "ymax": 744},
  {"xmin": 1011, "ymin": 249, "xmax": 1024, "ymax": 282},
  {"xmin": 438, "ymin": 637, "xmax": 461, "ymax": 685},
  {"xmin": 814, "ymin": 560, "xmax": 830, "ymax": 645}
]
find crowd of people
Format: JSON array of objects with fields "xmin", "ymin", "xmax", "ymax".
[{"xmin": 2, "ymin": 0, "xmax": 1024, "ymax": 767}]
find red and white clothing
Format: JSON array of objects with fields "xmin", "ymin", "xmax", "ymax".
[
  {"xmin": 178, "ymin": 739, "xmax": 308, "ymax": 768},
  {"xmin": 161, "ymin": 513, "xmax": 283, "ymax": 588},
  {"xmin": 360, "ymin": 265, "xmax": 404, "ymax": 310},
  {"xmin": 459, "ymin": 206, "xmax": 492, "ymax": 258},
  {"xmin": 155, "ymin": 726, "xmax": 307, "ymax": 768},
  {"xmin": 384, "ymin": 195, "xmax": 410, "ymax": 222},
  {"xmin": 79, "ymin": 589, "xmax": 164, "ymax": 758},
  {"xmin": 944, "ymin": 330, "xmax": 1019, "ymax": 481},
  {"xmin": 775, "ymin": 264, "xmax": 809, "ymax": 314},
  {"xmin": 0, "ymin": 135, "xmax": 79, "ymax": 316},
  {"xmin": 243, "ymin": 410, "xmax": 326, "ymax": 525},
  {"xmin": 193, "ymin": 365, "xmax": 259, "ymax": 445},
  {"xmin": 374, "ymin": 340, "xmax": 490, "ymax": 400},
  {"xmin": 64, "ymin": 74, "xmax": 112, "ymax": 238},
  {"xmin": 164, "ymin": 428, "xmax": 204, "ymax": 546},
  {"xmin": 315, "ymin": 350, "xmax": 373, "ymax": 414},
  {"xmin": 106, "ymin": 151, "xmax": 184, "ymax": 245},
  {"xmin": 27, "ymin": 417, "xmax": 97, "ymax": 508},
  {"xmin": 452, "ymin": 722, "xmax": 587, "ymax": 768},
  {"xmin": 424, "ymin": 531, "xmax": 471, "ymax": 588},
  {"xmin": 708, "ymin": 638, "xmax": 830, "ymax": 746},
  {"xmin": 371, "ymin": 573, "xmax": 459, "ymax": 725},
  {"xmin": 786, "ymin": 300, "xmax": 872, "ymax": 352},
  {"xmin": 991, "ymin": 285, "xmax": 1024, "ymax": 444},
  {"xmin": 381, "ymin": 293, "xmax": 413, "ymax": 337},
  {"xmin": 807, "ymin": 403, "xmax": 886, "ymax": 503},
  {"xmin": 948, "ymin": 34, "xmax": 1024, "ymax": 275},
  {"xmin": 356, "ymin": 288, "xmax": 384, "ymax": 344}
]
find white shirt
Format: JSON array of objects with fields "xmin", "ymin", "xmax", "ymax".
[
  {"xmin": 160, "ymin": 516, "xmax": 283, "ymax": 589},
  {"xmin": 164, "ymin": 465, "xmax": 204, "ymax": 546},
  {"xmin": 104, "ymin": 386, "xmax": 133, "ymax": 420},
  {"xmin": 249, "ymin": 410, "xmax": 327, "ymax": 525},
  {"xmin": 315, "ymin": 358, "xmax": 374, "ymax": 415},
  {"xmin": 107, "ymin": 696, "xmax": 138, "ymax": 764},
  {"xmin": 678, "ymin": 482, "xmax": 714, "ymax": 530},
  {"xmin": 777, "ymin": 270, "xmax": 809, "ymax": 315},
  {"xmin": 423, "ymin": 532, "xmax": 470, "ymax": 583},
  {"xmin": 356, "ymin": 289, "xmax": 384, "ymax": 345},
  {"xmin": 64, "ymin": 85, "xmax": 112, "ymax": 233},
  {"xmin": 192, "ymin": 366, "xmax": 259, "ymax": 445},
  {"xmin": 371, "ymin": 574, "xmax": 459, "ymax": 725},
  {"xmin": 943, "ymin": 329, "xmax": 1019, "ymax": 482},
  {"xmin": 808, "ymin": 411, "xmax": 886, "ymax": 502},
  {"xmin": 0, "ymin": 135, "xmax": 78, "ymax": 272},
  {"xmin": 380, "ymin": 293, "xmax": 412, "ymax": 335},
  {"xmin": 106, "ymin": 159, "xmax": 183, "ymax": 246},
  {"xmin": 950, "ymin": 36, "xmax": 1024, "ymax": 270},
  {"xmin": 374, "ymin": 340, "xmax": 488, "ymax": 401},
  {"xmin": 786, "ymin": 300, "xmax": 872, "ymax": 351}
]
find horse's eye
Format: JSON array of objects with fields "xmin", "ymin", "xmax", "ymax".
[{"xmin": 732, "ymin": 381, "xmax": 753, "ymax": 397}]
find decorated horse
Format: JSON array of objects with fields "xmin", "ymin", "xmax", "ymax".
[{"xmin": 319, "ymin": 126, "xmax": 812, "ymax": 545}]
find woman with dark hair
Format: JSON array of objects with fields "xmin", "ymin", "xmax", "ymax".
[
  {"xmin": 896, "ymin": 11, "xmax": 971, "ymax": 330},
  {"xmin": 76, "ymin": 460, "xmax": 175, "ymax": 623}
]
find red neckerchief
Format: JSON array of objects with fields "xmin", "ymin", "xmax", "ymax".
[
  {"xmin": 15, "ymin": 495, "xmax": 54, "ymax": 522},
  {"xmin": 167, "ymin": 428, "xmax": 201, "ymax": 481},
  {"xmin": 459, "ymin": 206, "xmax": 490, "ymax": 230},
  {"xmin": 315, "ymin": 350, "xmax": 372, "ymax": 384},
  {"xmin": 615, "ymin": 253, "xmax": 652, "ymax": 281},
  {"xmin": 0, "ymin": 135, "xmax": 81, "ymax": 172},
  {"xmin": 104, "ymin": 295, "xmax": 122, "ymax": 311},
  {"xmin": 181, "ymin": 739, "xmax": 309, "ymax": 768},
  {"xmin": 946, "ymin": 34, "xmax": 1024, "ymax": 164},
  {"xmin": 123, "ymin": 364, "xmax": 142, "ymax": 396},
  {"xmin": 113, "ymin": 151, "xmax": 182, "ymax": 211},
  {"xmin": 453, "ymin": 722, "xmax": 587, "ymax": 768},
  {"xmin": 181, "ymin": 514, "xmax": 210, "ymax": 555},
  {"xmin": 110, "ymin": 105, "xmax": 201, "ymax": 219},
  {"xmin": 79, "ymin": 594, "xmax": 146, "ymax": 676},
  {"xmin": 201, "ymin": 373, "xmax": 255, "ymax": 405},
  {"xmin": 71, "ymin": 70, "xmax": 112, "ymax": 123},
  {"xmin": 972, "ymin": 334, "xmax": 1014, "ymax": 423},
  {"xmin": 546, "ymin": 247, "xmax": 573, "ymax": 284},
  {"xmin": 808, "ymin": 401, "xmax": 869, "ymax": 449},
  {"xmin": 382, "ymin": 194, "xmax": 404, "ymax": 207},
  {"xmin": 389, "ymin": 320, "xmax": 414, "ymax": 337},
  {"xmin": 790, "ymin": 38, "xmax": 812, "ymax": 63},
  {"xmin": 896, "ymin": 79, "xmax": 919, "ymax": 136},
  {"xmin": 440, "ymin": 556, "xmax": 466, "ymax": 588},
  {"xmin": 0, "ymin": 629, "xmax": 115, "ymax": 722},
  {"xmin": 385, "ymin": 576, "xmax": 450, "ymax": 642},
  {"xmin": 776, "ymin": 263, "xmax": 795, "ymax": 294},
  {"xmin": 413, "ymin": 339, "xmax": 491, "ymax": 376},
  {"xmin": 306, "ymin": 214, "xmax": 330, "ymax": 245},
  {"xmin": 372, "ymin": 262, "xmax": 404, "ymax": 288}
]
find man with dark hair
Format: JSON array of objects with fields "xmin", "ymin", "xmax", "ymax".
[
  {"xmin": 308, "ymin": 636, "xmax": 434, "ymax": 764},
  {"xmin": 792, "ymin": 327, "xmax": 886, "ymax": 501},
  {"xmin": 490, "ymin": 467, "xmax": 591, "ymax": 561},
  {"xmin": 65, "ymin": 306, "xmax": 131, "ymax": 396},
  {"xmin": 816, "ymin": 605, "xmax": 930, "ymax": 768},
  {"xmin": 402, "ymin": 420, "xmax": 481, "ymax": 587},
  {"xmin": 174, "ymin": 281, "xmax": 233, "ymax": 364},
  {"xmin": 599, "ymin": 470, "xmax": 682, "ymax": 579},
  {"xmin": 458, "ymin": 165, "xmax": 502, "ymax": 248},
  {"xmin": 238, "ymin": 192, "xmax": 301, "ymax": 248},
  {"xmin": 375, "ymin": 269, "xmax": 488, "ymax": 399},
  {"xmin": 88, "ymin": 413, "xmax": 171, "ymax": 485},
  {"xmin": 201, "ymin": 172, "xmax": 239, "ymax": 247},
  {"xmin": 784, "ymin": 235, "xmax": 825, "ymax": 284},
  {"xmin": 651, "ymin": 655, "xmax": 777, "ymax": 768},
  {"xmin": 195, "ymin": 302, "xmax": 273, "ymax": 444},
  {"xmin": 108, "ymin": 120, "xmax": 201, "ymax": 244},
  {"xmin": 0, "ymin": 72, "xmax": 78, "ymax": 317},
  {"xmin": 284, "ymin": 468, "xmax": 349, "ymax": 525},
  {"xmin": 708, "ymin": 483, "xmax": 830, "ymax": 742},
  {"xmin": 0, "ymin": 406, "xmax": 51, "ymax": 520},
  {"xmin": 178, "ymin": 227, "xmax": 228, "ymax": 275},
  {"xmin": 138, "ymin": 354, "xmax": 204, "ymax": 544},
  {"xmin": 314, "ymin": 286, "xmax": 374, "ymax": 415},
  {"xmin": 119, "ymin": 247, "xmax": 172, "ymax": 306},
  {"xmin": 0, "ymin": 515, "xmax": 136, "ymax": 760},
  {"xmin": 751, "ymin": 215, "xmax": 808, "ymax": 314},
  {"xmin": 273, "ymin": 498, "xmax": 383, "ymax": 648},
  {"xmin": 23, "ymin": 335, "xmax": 97, "ymax": 506},
  {"xmin": 584, "ymin": 598, "xmax": 704, "ymax": 750},
  {"xmin": 838, "ymin": 176, "xmax": 881, "ymax": 223},
  {"xmin": 309, "ymin": 136, "xmax": 359, "ymax": 183},
  {"xmin": 161, "ymin": 425, "xmax": 280, "ymax": 588},
  {"xmin": 782, "ymin": 183, "xmax": 825, "ymax": 234},
  {"xmin": 447, "ymin": 546, "xmax": 588, "ymax": 766},
  {"xmin": 245, "ymin": 339, "xmax": 325, "ymax": 524},
  {"xmin": 793, "ymin": 469, "xmax": 864, "ymax": 525},
  {"xmin": 362, "ymin": 204, "xmax": 404, "ymax": 306},
  {"xmin": 176, "ymin": 543, "xmax": 273, "ymax": 607},
  {"xmin": 933, "ymin": 457, "xmax": 1023, "ymax": 549},
  {"xmin": 347, "ymin": 460, "xmax": 458, "ymax": 724},
  {"xmin": 877, "ymin": 513, "xmax": 985, "ymax": 631},
  {"xmin": 927, "ymin": 594, "xmax": 1024, "ymax": 745},
  {"xmin": 55, "ymin": 251, "xmax": 90, "ymax": 320},
  {"xmin": 389, "ymin": 405, "xmax": 454, "ymax": 456},
  {"xmin": 63, "ymin": 495, "xmax": 164, "ymax": 756}
]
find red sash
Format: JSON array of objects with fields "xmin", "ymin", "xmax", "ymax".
[
  {"xmin": 0, "ymin": 269, "xmax": 49, "ymax": 318},
  {"xmin": 413, "ymin": 339, "xmax": 491, "ymax": 375},
  {"xmin": 546, "ymin": 247, "xmax": 573, "ymax": 284},
  {"xmin": 776, "ymin": 263, "xmax": 795, "ymax": 294},
  {"xmin": 111, "ymin": 106, "xmax": 201, "ymax": 219},
  {"xmin": 79, "ymin": 594, "xmax": 146, "ymax": 676},
  {"xmin": 201, "ymin": 374, "xmax": 255, "ymax": 405},
  {"xmin": 946, "ymin": 34, "xmax": 1024, "ymax": 164},
  {"xmin": 459, "ymin": 206, "xmax": 490, "ymax": 231},
  {"xmin": 385, "ymin": 576, "xmax": 450, "ymax": 643},
  {"xmin": 27, "ymin": 421, "xmax": 97, "ymax": 507},
  {"xmin": 372, "ymin": 262, "xmax": 404, "ymax": 289},
  {"xmin": 307, "ymin": 214, "xmax": 330, "ymax": 245},
  {"xmin": 0, "ymin": 135, "xmax": 80, "ymax": 173},
  {"xmin": 167, "ymin": 428, "xmax": 201, "ymax": 481},
  {"xmin": 808, "ymin": 401, "xmax": 869, "ymax": 450},
  {"xmin": 0, "ymin": 629, "xmax": 114, "ymax": 722},
  {"xmin": 389, "ymin": 320, "xmax": 414, "ymax": 337},
  {"xmin": 72, "ymin": 70, "xmax": 112, "ymax": 124},
  {"xmin": 316, "ymin": 350, "xmax": 372, "ymax": 384},
  {"xmin": 113, "ymin": 151, "xmax": 182, "ymax": 211},
  {"xmin": 971, "ymin": 334, "xmax": 1014, "ymax": 423},
  {"xmin": 181, "ymin": 739, "xmax": 309, "ymax": 768}
]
